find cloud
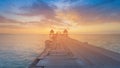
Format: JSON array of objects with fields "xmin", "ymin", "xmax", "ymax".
[
  {"xmin": 19, "ymin": 0, "xmax": 55, "ymax": 19},
  {"xmin": 71, "ymin": 0, "xmax": 120, "ymax": 24},
  {"xmin": 0, "ymin": 0, "xmax": 120, "ymax": 27},
  {"xmin": 0, "ymin": 0, "xmax": 56, "ymax": 24},
  {"xmin": 0, "ymin": 16, "xmax": 21, "ymax": 24},
  {"xmin": 0, "ymin": 16, "xmax": 26, "ymax": 29}
]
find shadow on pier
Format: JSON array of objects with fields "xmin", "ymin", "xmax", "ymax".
[{"xmin": 29, "ymin": 29, "xmax": 120, "ymax": 68}]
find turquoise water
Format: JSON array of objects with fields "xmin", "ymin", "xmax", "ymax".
[
  {"xmin": 0, "ymin": 34, "xmax": 48, "ymax": 68},
  {"xmin": 0, "ymin": 34, "xmax": 120, "ymax": 68}
]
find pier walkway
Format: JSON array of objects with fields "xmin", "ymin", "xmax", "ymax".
[{"xmin": 29, "ymin": 36, "xmax": 120, "ymax": 68}]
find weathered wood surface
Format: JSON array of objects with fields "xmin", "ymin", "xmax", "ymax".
[{"xmin": 29, "ymin": 37, "xmax": 120, "ymax": 68}]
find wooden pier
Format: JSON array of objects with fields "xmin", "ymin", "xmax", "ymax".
[{"xmin": 29, "ymin": 36, "xmax": 120, "ymax": 68}]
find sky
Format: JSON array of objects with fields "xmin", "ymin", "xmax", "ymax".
[{"xmin": 0, "ymin": 0, "xmax": 120, "ymax": 34}]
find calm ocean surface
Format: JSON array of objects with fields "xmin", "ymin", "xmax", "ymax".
[{"xmin": 0, "ymin": 34, "xmax": 120, "ymax": 68}]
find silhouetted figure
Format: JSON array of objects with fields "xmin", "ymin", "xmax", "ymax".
[
  {"xmin": 63, "ymin": 29, "xmax": 68, "ymax": 37},
  {"xmin": 50, "ymin": 29, "xmax": 54, "ymax": 34}
]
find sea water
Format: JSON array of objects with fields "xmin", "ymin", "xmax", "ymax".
[
  {"xmin": 0, "ymin": 34, "xmax": 120, "ymax": 68},
  {"xmin": 0, "ymin": 34, "xmax": 48, "ymax": 68},
  {"xmin": 70, "ymin": 34, "xmax": 120, "ymax": 53}
]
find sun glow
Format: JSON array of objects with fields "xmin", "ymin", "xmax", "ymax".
[{"xmin": 0, "ymin": 0, "xmax": 120, "ymax": 34}]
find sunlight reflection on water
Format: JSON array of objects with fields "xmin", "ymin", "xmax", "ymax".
[{"xmin": 0, "ymin": 34, "xmax": 120, "ymax": 68}]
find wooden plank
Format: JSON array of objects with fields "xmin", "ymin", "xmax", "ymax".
[{"xmin": 29, "ymin": 37, "xmax": 120, "ymax": 68}]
